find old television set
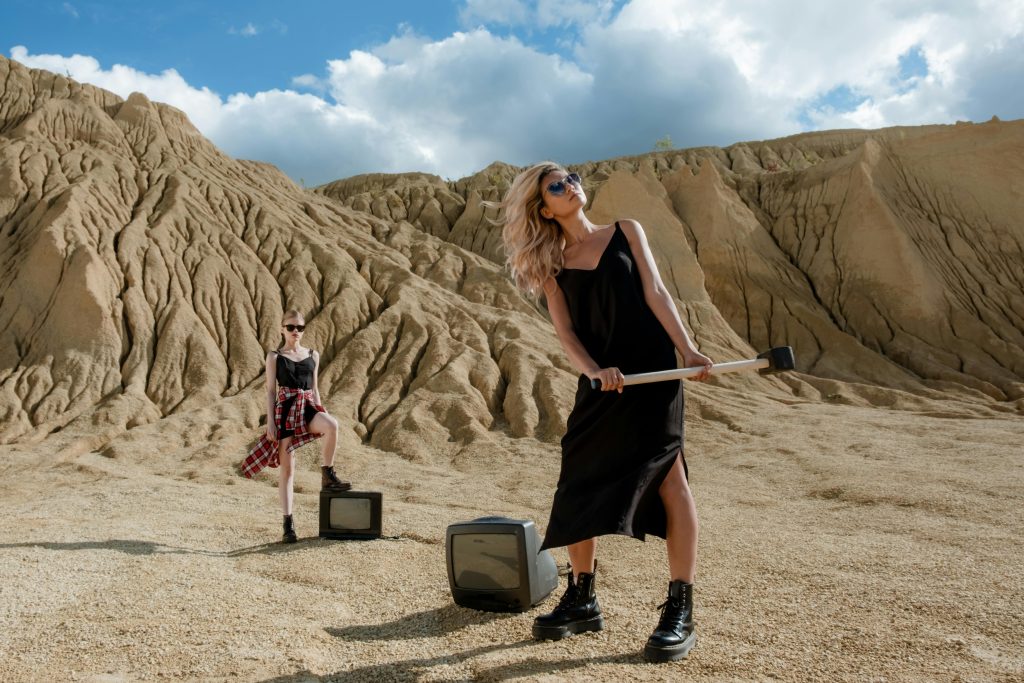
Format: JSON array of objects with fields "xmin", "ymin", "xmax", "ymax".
[
  {"xmin": 446, "ymin": 516, "xmax": 559, "ymax": 612},
  {"xmin": 319, "ymin": 491, "xmax": 382, "ymax": 540}
]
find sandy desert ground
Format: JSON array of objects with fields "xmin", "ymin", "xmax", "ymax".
[
  {"xmin": 1, "ymin": 54, "xmax": 1022, "ymax": 681},
  {"xmin": 3, "ymin": 397, "xmax": 1022, "ymax": 682}
]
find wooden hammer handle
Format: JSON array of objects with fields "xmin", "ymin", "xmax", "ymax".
[{"xmin": 590, "ymin": 358, "xmax": 770, "ymax": 389}]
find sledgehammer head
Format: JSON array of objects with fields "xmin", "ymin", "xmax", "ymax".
[{"xmin": 756, "ymin": 346, "xmax": 796, "ymax": 375}]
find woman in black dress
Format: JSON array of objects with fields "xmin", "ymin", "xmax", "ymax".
[
  {"xmin": 494, "ymin": 163, "xmax": 713, "ymax": 662},
  {"xmin": 242, "ymin": 310, "xmax": 351, "ymax": 542}
]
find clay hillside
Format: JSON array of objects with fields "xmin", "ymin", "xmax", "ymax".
[{"xmin": 1, "ymin": 54, "xmax": 1022, "ymax": 682}]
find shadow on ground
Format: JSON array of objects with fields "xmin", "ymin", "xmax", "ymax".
[
  {"xmin": 326, "ymin": 603, "xmax": 515, "ymax": 641},
  {"xmin": 0, "ymin": 536, "xmax": 384, "ymax": 557},
  {"xmin": 261, "ymin": 640, "xmax": 643, "ymax": 681},
  {"xmin": 260, "ymin": 604, "xmax": 649, "ymax": 681}
]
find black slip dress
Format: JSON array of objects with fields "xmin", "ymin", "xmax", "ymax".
[
  {"xmin": 540, "ymin": 222, "xmax": 686, "ymax": 550},
  {"xmin": 276, "ymin": 351, "xmax": 321, "ymax": 438}
]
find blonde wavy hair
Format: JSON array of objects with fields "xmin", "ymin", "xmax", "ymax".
[{"xmin": 486, "ymin": 161, "xmax": 567, "ymax": 297}]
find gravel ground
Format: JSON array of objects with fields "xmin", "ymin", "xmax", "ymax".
[{"xmin": 1, "ymin": 397, "xmax": 1022, "ymax": 682}]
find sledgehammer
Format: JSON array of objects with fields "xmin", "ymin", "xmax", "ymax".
[{"xmin": 589, "ymin": 346, "xmax": 795, "ymax": 390}]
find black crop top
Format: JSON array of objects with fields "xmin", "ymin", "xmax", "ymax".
[{"xmin": 276, "ymin": 351, "xmax": 315, "ymax": 390}]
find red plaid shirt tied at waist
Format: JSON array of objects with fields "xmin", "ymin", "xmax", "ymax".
[{"xmin": 241, "ymin": 387, "xmax": 323, "ymax": 479}]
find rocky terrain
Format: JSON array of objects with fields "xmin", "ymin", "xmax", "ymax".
[{"xmin": 1, "ymin": 54, "xmax": 1021, "ymax": 681}]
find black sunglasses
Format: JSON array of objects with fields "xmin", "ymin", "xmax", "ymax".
[
  {"xmin": 284, "ymin": 324, "xmax": 305, "ymax": 332},
  {"xmin": 544, "ymin": 172, "xmax": 582, "ymax": 197}
]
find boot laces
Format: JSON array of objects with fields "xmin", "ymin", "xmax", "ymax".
[
  {"xmin": 555, "ymin": 579, "xmax": 579, "ymax": 610},
  {"xmin": 656, "ymin": 596, "xmax": 681, "ymax": 611},
  {"xmin": 656, "ymin": 596, "xmax": 685, "ymax": 629}
]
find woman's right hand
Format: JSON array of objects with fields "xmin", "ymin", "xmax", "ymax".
[
  {"xmin": 588, "ymin": 367, "xmax": 625, "ymax": 393},
  {"xmin": 266, "ymin": 421, "xmax": 277, "ymax": 442}
]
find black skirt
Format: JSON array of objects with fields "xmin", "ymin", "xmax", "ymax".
[{"xmin": 277, "ymin": 398, "xmax": 322, "ymax": 439}]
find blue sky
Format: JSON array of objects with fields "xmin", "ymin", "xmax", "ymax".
[
  {"xmin": 4, "ymin": 1, "xmax": 468, "ymax": 94},
  {"xmin": 4, "ymin": 0, "xmax": 1022, "ymax": 184}
]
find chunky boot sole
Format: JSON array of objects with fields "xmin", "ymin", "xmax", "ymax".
[
  {"xmin": 644, "ymin": 632, "xmax": 697, "ymax": 662},
  {"xmin": 532, "ymin": 614, "xmax": 604, "ymax": 641}
]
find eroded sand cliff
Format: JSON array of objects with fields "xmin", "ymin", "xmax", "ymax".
[{"xmin": 1, "ymin": 55, "xmax": 1021, "ymax": 681}]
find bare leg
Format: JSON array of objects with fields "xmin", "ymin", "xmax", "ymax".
[
  {"xmin": 659, "ymin": 453, "xmax": 698, "ymax": 582},
  {"xmin": 278, "ymin": 438, "xmax": 295, "ymax": 515},
  {"xmin": 308, "ymin": 412, "xmax": 339, "ymax": 467},
  {"xmin": 566, "ymin": 538, "xmax": 597, "ymax": 579}
]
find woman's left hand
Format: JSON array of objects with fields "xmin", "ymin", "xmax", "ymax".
[{"xmin": 682, "ymin": 349, "xmax": 714, "ymax": 381}]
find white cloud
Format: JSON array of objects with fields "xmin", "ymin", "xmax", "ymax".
[
  {"xmin": 229, "ymin": 23, "xmax": 259, "ymax": 37},
  {"xmin": 290, "ymin": 73, "xmax": 325, "ymax": 92},
  {"xmin": 7, "ymin": 45, "xmax": 396, "ymax": 183},
  {"xmin": 536, "ymin": 0, "xmax": 615, "ymax": 28},
  {"xmin": 9, "ymin": 46, "xmax": 225, "ymax": 131},
  {"xmin": 960, "ymin": 33, "xmax": 1024, "ymax": 121},
  {"xmin": 372, "ymin": 24, "xmax": 432, "ymax": 63},
  {"xmin": 460, "ymin": 0, "xmax": 614, "ymax": 29},
  {"xmin": 62, "ymin": 3, "xmax": 79, "ymax": 19},
  {"xmin": 459, "ymin": 0, "xmax": 531, "ymax": 26},
  {"xmin": 8, "ymin": 1, "xmax": 1024, "ymax": 185},
  {"xmin": 572, "ymin": 13, "xmax": 797, "ymax": 152},
  {"xmin": 323, "ymin": 30, "xmax": 594, "ymax": 174},
  {"xmin": 602, "ymin": 0, "xmax": 1024, "ymax": 129},
  {"xmin": 214, "ymin": 90, "xmax": 410, "ymax": 183}
]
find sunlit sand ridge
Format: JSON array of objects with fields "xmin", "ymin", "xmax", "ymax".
[{"xmin": 1, "ymin": 54, "xmax": 1021, "ymax": 681}]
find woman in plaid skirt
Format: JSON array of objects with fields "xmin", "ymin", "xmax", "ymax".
[{"xmin": 242, "ymin": 310, "xmax": 351, "ymax": 542}]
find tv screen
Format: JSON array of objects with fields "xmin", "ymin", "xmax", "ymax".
[
  {"xmin": 445, "ymin": 516, "xmax": 558, "ymax": 612},
  {"xmin": 329, "ymin": 497, "xmax": 371, "ymax": 530},
  {"xmin": 451, "ymin": 533, "xmax": 521, "ymax": 590},
  {"xmin": 319, "ymin": 491, "xmax": 382, "ymax": 540}
]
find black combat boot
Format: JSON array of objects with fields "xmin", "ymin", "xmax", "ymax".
[
  {"xmin": 644, "ymin": 579, "xmax": 696, "ymax": 662},
  {"xmin": 321, "ymin": 465, "xmax": 352, "ymax": 491},
  {"xmin": 282, "ymin": 514, "xmax": 298, "ymax": 544},
  {"xmin": 532, "ymin": 562, "xmax": 604, "ymax": 641}
]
